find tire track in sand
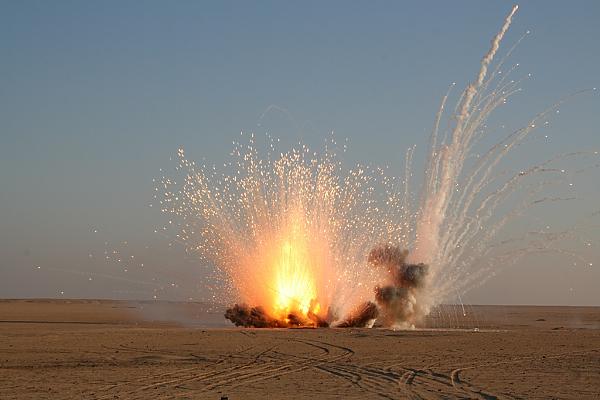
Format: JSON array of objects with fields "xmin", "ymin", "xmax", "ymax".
[
  {"xmin": 101, "ymin": 337, "xmax": 348, "ymax": 398},
  {"xmin": 164, "ymin": 338, "xmax": 355, "ymax": 397}
]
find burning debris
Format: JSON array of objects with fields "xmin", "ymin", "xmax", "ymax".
[
  {"xmin": 224, "ymin": 244, "xmax": 428, "ymax": 329},
  {"xmin": 225, "ymin": 303, "xmax": 329, "ymax": 328},
  {"xmin": 225, "ymin": 304, "xmax": 282, "ymax": 328}
]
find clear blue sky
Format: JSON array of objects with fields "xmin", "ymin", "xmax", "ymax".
[{"xmin": 1, "ymin": 1, "xmax": 599, "ymax": 304}]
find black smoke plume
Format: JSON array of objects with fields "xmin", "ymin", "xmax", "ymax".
[
  {"xmin": 368, "ymin": 244, "xmax": 429, "ymax": 327},
  {"xmin": 333, "ymin": 245, "xmax": 428, "ymax": 328}
]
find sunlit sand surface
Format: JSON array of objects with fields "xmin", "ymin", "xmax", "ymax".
[{"xmin": 1, "ymin": 299, "xmax": 599, "ymax": 399}]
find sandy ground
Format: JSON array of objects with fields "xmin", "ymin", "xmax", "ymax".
[{"xmin": 1, "ymin": 300, "xmax": 599, "ymax": 399}]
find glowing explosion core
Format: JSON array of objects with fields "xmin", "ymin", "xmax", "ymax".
[
  {"xmin": 159, "ymin": 5, "xmax": 597, "ymax": 328},
  {"xmin": 165, "ymin": 142, "xmax": 403, "ymax": 327}
]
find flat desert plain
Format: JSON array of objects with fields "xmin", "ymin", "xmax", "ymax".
[{"xmin": 1, "ymin": 300, "xmax": 599, "ymax": 399}]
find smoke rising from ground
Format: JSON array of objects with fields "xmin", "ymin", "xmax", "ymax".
[
  {"xmin": 336, "ymin": 301, "xmax": 379, "ymax": 328},
  {"xmin": 339, "ymin": 244, "xmax": 429, "ymax": 328}
]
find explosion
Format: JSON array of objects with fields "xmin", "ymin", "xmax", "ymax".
[
  {"xmin": 159, "ymin": 5, "xmax": 596, "ymax": 328},
  {"xmin": 160, "ymin": 140, "xmax": 409, "ymax": 328}
]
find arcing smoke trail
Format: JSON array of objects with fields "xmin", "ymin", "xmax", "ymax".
[{"xmin": 412, "ymin": 5, "xmax": 519, "ymax": 267}]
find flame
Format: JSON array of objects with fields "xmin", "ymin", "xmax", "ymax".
[{"xmin": 273, "ymin": 240, "xmax": 318, "ymax": 319}]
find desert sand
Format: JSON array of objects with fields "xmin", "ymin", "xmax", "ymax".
[{"xmin": 1, "ymin": 299, "xmax": 599, "ymax": 399}]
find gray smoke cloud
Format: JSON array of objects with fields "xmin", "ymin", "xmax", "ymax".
[{"xmin": 369, "ymin": 244, "xmax": 429, "ymax": 327}]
